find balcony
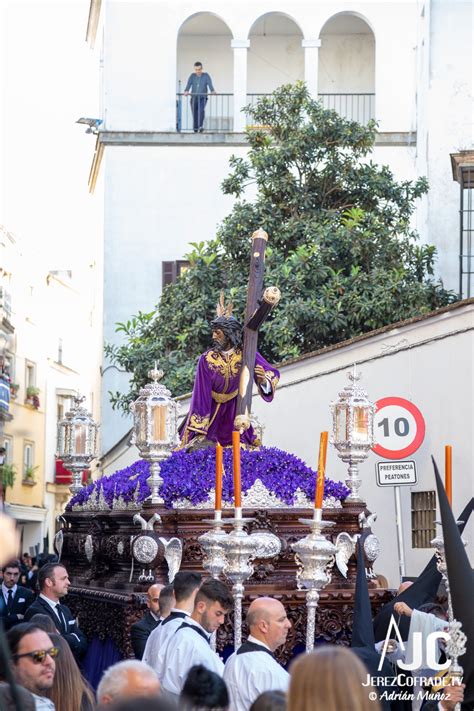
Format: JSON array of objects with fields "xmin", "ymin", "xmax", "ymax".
[
  {"xmin": 176, "ymin": 91, "xmax": 375, "ymax": 133},
  {"xmin": 55, "ymin": 459, "xmax": 89, "ymax": 486}
]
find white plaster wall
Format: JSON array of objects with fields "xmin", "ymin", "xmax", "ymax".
[
  {"xmin": 101, "ymin": 144, "xmax": 245, "ymax": 450},
  {"xmin": 422, "ymin": 0, "xmax": 473, "ymax": 294},
  {"xmin": 102, "ymin": 0, "xmax": 419, "ymax": 132},
  {"xmin": 247, "ymin": 35, "xmax": 304, "ymax": 94},
  {"xmin": 318, "ymin": 34, "xmax": 374, "ymax": 93},
  {"xmin": 251, "ymin": 304, "xmax": 474, "ymax": 587}
]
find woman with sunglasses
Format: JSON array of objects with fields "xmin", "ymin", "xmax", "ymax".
[{"xmin": 45, "ymin": 634, "xmax": 95, "ymax": 711}]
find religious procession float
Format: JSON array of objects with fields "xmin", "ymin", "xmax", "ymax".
[{"xmin": 56, "ymin": 229, "xmax": 392, "ymax": 664}]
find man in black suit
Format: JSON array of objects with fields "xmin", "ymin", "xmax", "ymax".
[
  {"xmin": 0, "ymin": 560, "xmax": 35, "ymax": 629},
  {"xmin": 130, "ymin": 583, "xmax": 164, "ymax": 660},
  {"xmin": 24, "ymin": 563, "xmax": 87, "ymax": 661}
]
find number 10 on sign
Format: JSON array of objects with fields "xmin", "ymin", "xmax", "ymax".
[{"xmin": 372, "ymin": 397, "xmax": 425, "ymax": 460}]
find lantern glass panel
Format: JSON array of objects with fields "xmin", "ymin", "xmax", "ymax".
[
  {"xmin": 152, "ymin": 402, "xmax": 168, "ymax": 442},
  {"xmin": 74, "ymin": 423, "xmax": 88, "ymax": 455},
  {"xmin": 138, "ymin": 405, "xmax": 147, "ymax": 441},
  {"xmin": 335, "ymin": 404, "xmax": 348, "ymax": 441},
  {"xmin": 352, "ymin": 406, "xmax": 369, "ymax": 442}
]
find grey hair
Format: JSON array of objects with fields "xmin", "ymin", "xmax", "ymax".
[{"xmin": 97, "ymin": 660, "xmax": 159, "ymax": 702}]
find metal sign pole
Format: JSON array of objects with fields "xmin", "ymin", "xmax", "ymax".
[{"xmin": 394, "ymin": 485, "xmax": 406, "ymax": 580}]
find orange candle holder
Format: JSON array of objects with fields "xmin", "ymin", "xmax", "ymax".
[
  {"xmin": 215, "ymin": 443, "xmax": 223, "ymax": 512},
  {"xmin": 232, "ymin": 430, "xmax": 242, "ymax": 510},
  {"xmin": 445, "ymin": 445, "xmax": 452, "ymax": 508},
  {"xmin": 315, "ymin": 431, "xmax": 329, "ymax": 509}
]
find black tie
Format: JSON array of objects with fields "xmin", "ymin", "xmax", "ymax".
[
  {"xmin": 6, "ymin": 590, "xmax": 13, "ymax": 612},
  {"xmin": 55, "ymin": 604, "xmax": 66, "ymax": 633}
]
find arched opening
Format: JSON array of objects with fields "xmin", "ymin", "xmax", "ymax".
[
  {"xmin": 247, "ymin": 13, "xmax": 304, "ymax": 110},
  {"xmin": 177, "ymin": 13, "xmax": 233, "ymax": 131},
  {"xmin": 318, "ymin": 13, "xmax": 375, "ymax": 125}
]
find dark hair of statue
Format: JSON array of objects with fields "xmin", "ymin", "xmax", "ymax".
[{"xmin": 210, "ymin": 316, "xmax": 243, "ymax": 349}]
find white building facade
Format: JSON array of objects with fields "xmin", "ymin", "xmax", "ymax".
[{"xmin": 91, "ymin": 0, "xmax": 472, "ymax": 453}]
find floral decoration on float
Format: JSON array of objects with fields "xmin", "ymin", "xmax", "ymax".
[{"xmin": 66, "ymin": 446, "xmax": 350, "ymax": 512}]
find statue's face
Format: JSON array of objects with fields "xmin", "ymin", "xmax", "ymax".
[{"xmin": 212, "ymin": 328, "xmax": 230, "ymax": 351}]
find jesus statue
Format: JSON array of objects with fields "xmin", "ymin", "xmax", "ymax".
[{"xmin": 179, "ymin": 296, "xmax": 279, "ymax": 449}]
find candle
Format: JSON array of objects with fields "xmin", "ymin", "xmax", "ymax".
[
  {"xmin": 232, "ymin": 430, "xmax": 242, "ymax": 509},
  {"xmin": 215, "ymin": 443, "xmax": 223, "ymax": 511},
  {"xmin": 315, "ymin": 431, "xmax": 329, "ymax": 509},
  {"xmin": 445, "ymin": 445, "xmax": 452, "ymax": 508}
]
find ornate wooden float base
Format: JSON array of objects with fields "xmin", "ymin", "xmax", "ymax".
[{"xmin": 61, "ymin": 501, "xmax": 393, "ymax": 661}]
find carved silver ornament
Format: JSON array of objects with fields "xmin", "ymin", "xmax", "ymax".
[{"xmin": 133, "ymin": 535, "xmax": 159, "ymax": 564}]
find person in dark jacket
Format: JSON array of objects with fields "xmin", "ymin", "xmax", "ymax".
[
  {"xmin": 184, "ymin": 61, "xmax": 215, "ymax": 132},
  {"xmin": 0, "ymin": 560, "xmax": 35, "ymax": 629},
  {"xmin": 24, "ymin": 563, "xmax": 87, "ymax": 661},
  {"xmin": 130, "ymin": 583, "xmax": 163, "ymax": 660}
]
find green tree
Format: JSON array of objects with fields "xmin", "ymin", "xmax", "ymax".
[{"xmin": 105, "ymin": 82, "xmax": 455, "ymax": 413}]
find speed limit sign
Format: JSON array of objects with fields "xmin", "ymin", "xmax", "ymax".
[{"xmin": 372, "ymin": 397, "xmax": 425, "ymax": 460}]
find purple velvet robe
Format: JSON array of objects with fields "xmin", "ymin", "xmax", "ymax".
[{"xmin": 180, "ymin": 348, "xmax": 279, "ymax": 447}]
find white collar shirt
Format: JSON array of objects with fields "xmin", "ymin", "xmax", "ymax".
[
  {"xmin": 39, "ymin": 594, "xmax": 62, "ymax": 620},
  {"xmin": 143, "ymin": 608, "xmax": 190, "ymax": 672},
  {"xmin": 160, "ymin": 618, "xmax": 224, "ymax": 695},
  {"xmin": 223, "ymin": 635, "xmax": 289, "ymax": 711},
  {"xmin": 32, "ymin": 693, "xmax": 56, "ymax": 710},
  {"xmin": 1, "ymin": 583, "xmax": 17, "ymax": 605}
]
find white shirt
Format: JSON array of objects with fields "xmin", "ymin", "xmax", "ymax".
[
  {"xmin": 160, "ymin": 618, "xmax": 224, "ymax": 695},
  {"xmin": 32, "ymin": 693, "xmax": 55, "ymax": 710},
  {"xmin": 2, "ymin": 583, "xmax": 17, "ymax": 606},
  {"xmin": 224, "ymin": 635, "xmax": 290, "ymax": 711},
  {"xmin": 143, "ymin": 609, "xmax": 190, "ymax": 673}
]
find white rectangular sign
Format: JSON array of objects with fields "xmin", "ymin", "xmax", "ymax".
[{"xmin": 376, "ymin": 461, "xmax": 417, "ymax": 486}]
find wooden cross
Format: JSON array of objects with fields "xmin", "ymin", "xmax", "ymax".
[{"xmin": 234, "ymin": 228, "xmax": 280, "ymax": 433}]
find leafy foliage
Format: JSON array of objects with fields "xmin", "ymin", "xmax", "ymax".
[{"xmin": 105, "ymin": 82, "xmax": 455, "ymax": 413}]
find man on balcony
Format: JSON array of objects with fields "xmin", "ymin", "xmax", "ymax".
[{"xmin": 184, "ymin": 61, "xmax": 215, "ymax": 133}]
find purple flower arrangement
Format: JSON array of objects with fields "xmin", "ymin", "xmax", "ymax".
[{"xmin": 67, "ymin": 446, "xmax": 349, "ymax": 511}]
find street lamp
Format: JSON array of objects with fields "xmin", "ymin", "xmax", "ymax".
[
  {"xmin": 330, "ymin": 365, "xmax": 375, "ymax": 502},
  {"xmin": 130, "ymin": 364, "xmax": 179, "ymax": 505},
  {"xmin": 57, "ymin": 396, "xmax": 99, "ymax": 495}
]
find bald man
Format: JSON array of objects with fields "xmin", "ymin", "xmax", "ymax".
[
  {"xmin": 130, "ymin": 583, "xmax": 163, "ymax": 660},
  {"xmin": 224, "ymin": 597, "xmax": 291, "ymax": 711}
]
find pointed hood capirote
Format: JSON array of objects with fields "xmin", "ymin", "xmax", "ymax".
[
  {"xmin": 432, "ymin": 458, "xmax": 474, "ymax": 709},
  {"xmin": 373, "ymin": 496, "xmax": 474, "ymax": 643},
  {"xmin": 351, "ymin": 533, "xmax": 375, "ymax": 649}
]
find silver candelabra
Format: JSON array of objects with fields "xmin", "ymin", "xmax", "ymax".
[
  {"xmin": 199, "ymin": 511, "xmax": 229, "ymax": 651},
  {"xmin": 292, "ymin": 509, "xmax": 336, "ymax": 652},
  {"xmin": 221, "ymin": 509, "xmax": 258, "ymax": 649},
  {"xmin": 431, "ymin": 522, "xmax": 467, "ymax": 711}
]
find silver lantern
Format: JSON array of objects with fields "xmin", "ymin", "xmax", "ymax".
[
  {"xmin": 130, "ymin": 364, "xmax": 179, "ymax": 505},
  {"xmin": 57, "ymin": 396, "xmax": 99, "ymax": 495},
  {"xmin": 330, "ymin": 365, "xmax": 375, "ymax": 502}
]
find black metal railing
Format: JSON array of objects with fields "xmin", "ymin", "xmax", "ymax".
[
  {"xmin": 176, "ymin": 93, "xmax": 233, "ymax": 132},
  {"xmin": 175, "ymin": 92, "xmax": 376, "ymax": 132},
  {"xmin": 319, "ymin": 93, "xmax": 375, "ymax": 126},
  {"xmin": 246, "ymin": 93, "xmax": 375, "ymax": 127}
]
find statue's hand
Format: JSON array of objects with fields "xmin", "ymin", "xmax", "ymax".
[{"xmin": 254, "ymin": 364, "xmax": 267, "ymax": 384}]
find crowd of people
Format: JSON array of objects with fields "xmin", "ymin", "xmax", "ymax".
[{"xmin": 0, "ymin": 559, "xmax": 468, "ymax": 711}]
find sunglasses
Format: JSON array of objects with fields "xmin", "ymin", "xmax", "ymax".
[{"xmin": 13, "ymin": 647, "xmax": 59, "ymax": 664}]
